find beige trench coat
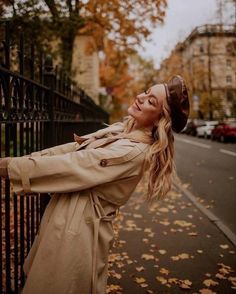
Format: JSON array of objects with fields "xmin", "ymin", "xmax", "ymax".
[{"xmin": 7, "ymin": 121, "xmax": 152, "ymax": 294}]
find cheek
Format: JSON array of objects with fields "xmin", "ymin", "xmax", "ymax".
[{"xmin": 146, "ymin": 108, "xmax": 160, "ymax": 122}]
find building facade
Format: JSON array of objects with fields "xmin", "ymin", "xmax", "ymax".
[{"xmin": 157, "ymin": 24, "xmax": 236, "ymax": 119}]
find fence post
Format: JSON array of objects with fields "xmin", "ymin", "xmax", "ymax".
[
  {"xmin": 43, "ymin": 54, "xmax": 56, "ymax": 148},
  {"xmin": 40, "ymin": 55, "xmax": 55, "ymax": 217}
]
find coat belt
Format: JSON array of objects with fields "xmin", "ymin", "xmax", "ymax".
[{"xmin": 89, "ymin": 190, "xmax": 117, "ymax": 294}]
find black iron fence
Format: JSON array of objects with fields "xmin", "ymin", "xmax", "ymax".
[{"xmin": 0, "ymin": 20, "xmax": 109, "ymax": 293}]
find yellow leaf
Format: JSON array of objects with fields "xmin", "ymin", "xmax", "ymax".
[
  {"xmin": 141, "ymin": 254, "xmax": 155, "ymax": 260},
  {"xmin": 188, "ymin": 232, "xmax": 198, "ymax": 236},
  {"xmin": 203, "ymin": 279, "xmax": 219, "ymax": 287},
  {"xmin": 159, "ymin": 268, "xmax": 169, "ymax": 275},
  {"xmin": 179, "ymin": 279, "xmax": 192, "ymax": 289},
  {"xmin": 158, "ymin": 249, "xmax": 167, "ymax": 255},
  {"xmin": 220, "ymin": 244, "xmax": 229, "ymax": 249},
  {"xmin": 179, "ymin": 253, "xmax": 189, "ymax": 259},
  {"xmin": 171, "ymin": 255, "xmax": 180, "ymax": 261},
  {"xmin": 215, "ymin": 273, "xmax": 227, "ymax": 280},
  {"xmin": 199, "ymin": 289, "xmax": 217, "ymax": 294},
  {"xmin": 174, "ymin": 220, "xmax": 193, "ymax": 227},
  {"xmin": 159, "ymin": 220, "xmax": 170, "ymax": 226},
  {"xmin": 168, "ymin": 278, "xmax": 178, "ymax": 284},
  {"xmin": 140, "ymin": 283, "xmax": 148, "ymax": 288},
  {"xmin": 228, "ymin": 276, "xmax": 236, "ymax": 286},
  {"xmin": 156, "ymin": 276, "xmax": 167, "ymax": 284},
  {"xmin": 136, "ymin": 266, "xmax": 145, "ymax": 272},
  {"xmin": 197, "ymin": 250, "xmax": 203, "ymax": 254},
  {"xmin": 135, "ymin": 277, "xmax": 146, "ymax": 284}
]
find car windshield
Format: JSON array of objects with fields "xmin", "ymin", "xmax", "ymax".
[
  {"xmin": 228, "ymin": 122, "xmax": 236, "ymax": 127},
  {"xmin": 208, "ymin": 121, "xmax": 218, "ymax": 125}
]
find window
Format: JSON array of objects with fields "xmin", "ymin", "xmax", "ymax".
[
  {"xmin": 226, "ymin": 60, "xmax": 231, "ymax": 69},
  {"xmin": 199, "ymin": 45, "xmax": 204, "ymax": 53},
  {"xmin": 226, "ymin": 75, "xmax": 232, "ymax": 84}
]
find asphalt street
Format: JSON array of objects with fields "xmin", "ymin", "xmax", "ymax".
[
  {"xmin": 107, "ymin": 177, "xmax": 236, "ymax": 293},
  {"xmin": 174, "ymin": 134, "xmax": 236, "ymax": 234}
]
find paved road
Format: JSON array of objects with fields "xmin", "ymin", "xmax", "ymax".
[
  {"xmin": 174, "ymin": 134, "xmax": 236, "ymax": 234},
  {"xmin": 107, "ymin": 182, "xmax": 236, "ymax": 293}
]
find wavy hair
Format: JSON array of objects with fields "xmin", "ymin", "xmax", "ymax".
[{"xmin": 123, "ymin": 97, "xmax": 177, "ymax": 205}]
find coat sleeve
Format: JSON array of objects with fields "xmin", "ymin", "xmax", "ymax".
[
  {"xmin": 27, "ymin": 141, "xmax": 80, "ymax": 157},
  {"xmin": 25, "ymin": 124, "xmax": 115, "ymax": 157},
  {"xmin": 7, "ymin": 144, "xmax": 143, "ymax": 194}
]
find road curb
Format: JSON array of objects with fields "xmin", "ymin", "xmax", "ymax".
[{"xmin": 174, "ymin": 180, "xmax": 236, "ymax": 248}]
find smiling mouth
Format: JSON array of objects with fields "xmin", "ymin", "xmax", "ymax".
[{"xmin": 135, "ymin": 102, "xmax": 141, "ymax": 111}]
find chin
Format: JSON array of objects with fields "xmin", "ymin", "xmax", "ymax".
[{"xmin": 127, "ymin": 106, "xmax": 137, "ymax": 119}]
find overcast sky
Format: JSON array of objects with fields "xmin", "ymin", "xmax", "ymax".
[{"xmin": 138, "ymin": 0, "xmax": 233, "ymax": 69}]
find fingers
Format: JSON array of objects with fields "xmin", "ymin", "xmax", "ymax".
[{"xmin": 73, "ymin": 133, "xmax": 88, "ymax": 144}]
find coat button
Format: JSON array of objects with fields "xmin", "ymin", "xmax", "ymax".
[{"xmin": 100, "ymin": 159, "xmax": 107, "ymax": 167}]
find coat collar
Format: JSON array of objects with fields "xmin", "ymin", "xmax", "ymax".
[{"xmin": 75, "ymin": 122, "xmax": 153, "ymax": 151}]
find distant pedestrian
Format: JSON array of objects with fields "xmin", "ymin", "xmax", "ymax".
[{"xmin": 0, "ymin": 75, "xmax": 189, "ymax": 294}]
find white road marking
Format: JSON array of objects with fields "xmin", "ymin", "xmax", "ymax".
[
  {"xmin": 175, "ymin": 137, "xmax": 211, "ymax": 149},
  {"xmin": 220, "ymin": 149, "xmax": 236, "ymax": 157}
]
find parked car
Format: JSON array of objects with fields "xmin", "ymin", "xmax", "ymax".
[
  {"xmin": 211, "ymin": 121, "xmax": 236, "ymax": 142},
  {"xmin": 184, "ymin": 119, "xmax": 205, "ymax": 136},
  {"xmin": 196, "ymin": 121, "xmax": 219, "ymax": 138}
]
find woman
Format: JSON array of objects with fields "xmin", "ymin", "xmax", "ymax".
[{"xmin": 0, "ymin": 75, "xmax": 189, "ymax": 294}]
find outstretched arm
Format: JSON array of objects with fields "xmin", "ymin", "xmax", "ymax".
[{"xmin": 6, "ymin": 143, "xmax": 142, "ymax": 194}]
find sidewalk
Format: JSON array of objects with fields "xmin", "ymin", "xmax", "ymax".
[{"xmin": 106, "ymin": 176, "xmax": 236, "ymax": 294}]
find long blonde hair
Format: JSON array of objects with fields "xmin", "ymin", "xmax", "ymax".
[{"xmin": 123, "ymin": 97, "xmax": 176, "ymax": 205}]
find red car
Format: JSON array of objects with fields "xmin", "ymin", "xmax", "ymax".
[{"xmin": 211, "ymin": 121, "xmax": 236, "ymax": 142}]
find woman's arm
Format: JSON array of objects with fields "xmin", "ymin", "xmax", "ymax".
[
  {"xmin": 7, "ymin": 143, "xmax": 143, "ymax": 194},
  {"xmin": 28, "ymin": 141, "xmax": 80, "ymax": 157}
]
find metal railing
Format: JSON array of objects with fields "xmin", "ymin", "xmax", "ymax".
[{"xmin": 0, "ymin": 20, "xmax": 109, "ymax": 293}]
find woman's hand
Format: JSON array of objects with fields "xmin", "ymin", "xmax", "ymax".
[
  {"xmin": 0, "ymin": 157, "xmax": 11, "ymax": 179},
  {"xmin": 73, "ymin": 133, "xmax": 88, "ymax": 144}
]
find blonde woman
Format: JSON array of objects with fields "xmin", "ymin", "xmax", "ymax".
[{"xmin": 0, "ymin": 75, "xmax": 189, "ymax": 294}]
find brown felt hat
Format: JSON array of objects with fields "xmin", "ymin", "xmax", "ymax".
[{"xmin": 164, "ymin": 75, "xmax": 190, "ymax": 133}]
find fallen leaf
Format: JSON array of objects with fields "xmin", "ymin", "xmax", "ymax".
[
  {"xmin": 158, "ymin": 249, "xmax": 167, "ymax": 255},
  {"xmin": 203, "ymin": 279, "xmax": 219, "ymax": 287},
  {"xmin": 228, "ymin": 276, "xmax": 236, "ymax": 286},
  {"xmin": 188, "ymin": 232, "xmax": 198, "ymax": 236},
  {"xmin": 156, "ymin": 276, "xmax": 167, "ymax": 284},
  {"xmin": 159, "ymin": 268, "xmax": 169, "ymax": 275},
  {"xmin": 140, "ymin": 283, "xmax": 148, "ymax": 288},
  {"xmin": 220, "ymin": 244, "xmax": 229, "ymax": 249},
  {"xmin": 179, "ymin": 253, "xmax": 190, "ymax": 259},
  {"xmin": 141, "ymin": 254, "xmax": 155, "ymax": 261},
  {"xmin": 215, "ymin": 273, "xmax": 227, "ymax": 280},
  {"xmin": 179, "ymin": 279, "xmax": 192, "ymax": 289},
  {"xmin": 136, "ymin": 266, "xmax": 145, "ymax": 272},
  {"xmin": 197, "ymin": 250, "xmax": 203, "ymax": 254},
  {"xmin": 199, "ymin": 289, "xmax": 216, "ymax": 294},
  {"xmin": 174, "ymin": 220, "xmax": 193, "ymax": 227},
  {"xmin": 159, "ymin": 220, "xmax": 170, "ymax": 226},
  {"xmin": 135, "ymin": 277, "xmax": 146, "ymax": 284}
]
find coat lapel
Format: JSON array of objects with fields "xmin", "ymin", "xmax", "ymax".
[{"xmin": 75, "ymin": 122, "xmax": 153, "ymax": 151}]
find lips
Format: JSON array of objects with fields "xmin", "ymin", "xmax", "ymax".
[{"xmin": 134, "ymin": 101, "xmax": 141, "ymax": 111}]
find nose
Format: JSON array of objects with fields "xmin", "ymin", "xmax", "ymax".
[{"xmin": 136, "ymin": 94, "xmax": 145, "ymax": 104}]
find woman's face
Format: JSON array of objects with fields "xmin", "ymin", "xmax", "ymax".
[{"xmin": 128, "ymin": 84, "xmax": 166, "ymax": 129}]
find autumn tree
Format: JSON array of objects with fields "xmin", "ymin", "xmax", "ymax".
[{"xmin": 1, "ymin": 0, "xmax": 167, "ymax": 74}]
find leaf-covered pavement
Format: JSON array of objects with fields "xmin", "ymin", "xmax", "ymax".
[{"xmin": 106, "ymin": 173, "xmax": 236, "ymax": 293}]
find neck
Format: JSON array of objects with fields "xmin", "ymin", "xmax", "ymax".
[{"xmin": 124, "ymin": 115, "xmax": 152, "ymax": 132}]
